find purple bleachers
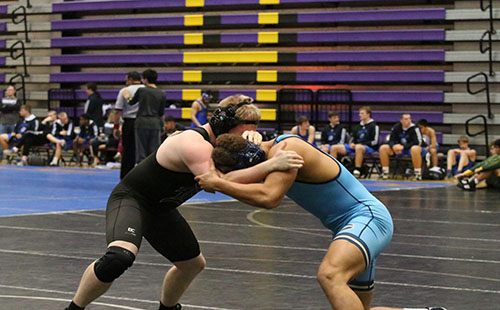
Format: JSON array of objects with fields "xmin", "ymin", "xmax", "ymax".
[
  {"xmin": 0, "ymin": 22, "xmax": 6, "ymax": 33},
  {"xmin": 57, "ymin": 89, "xmax": 443, "ymax": 103},
  {"xmin": 295, "ymin": 71, "xmax": 444, "ymax": 83},
  {"xmin": 0, "ymin": 39, "xmax": 5, "ymax": 49},
  {"xmin": 51, "ymin": 0, "xmax": 400, "ymax": 13},
  {"xmin": 51, "ymin": 8, "xmax": 446, "ymax": 31},
  {"xmin": 51, "ymin": 29, "xmax": 445, "ymax": 48},
  {"xmin": 0, "ymin": 73, "xmax": 5, "ymax": 83},
  {"xmin": 351, "ymin": 90, "xmax": 444, "ymax": 103},
  {"xmin": 49, "ymin": 70, "xmax": 445, "ymax": 83},
  {"xmin": 50, "ymin": 50, "xmax": 445, "ymax": 65},
  {"xmin": 0, "ymin": 56, "xmax": 5, "ymax": 66},
  {"xmin": 0, "ymin": 5, "xmax": 7, "ymax": 15}
]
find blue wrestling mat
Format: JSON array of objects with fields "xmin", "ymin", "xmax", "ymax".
[{"xmin": 0, "ymin": 165, "xmax": 452, "ymax": 217}]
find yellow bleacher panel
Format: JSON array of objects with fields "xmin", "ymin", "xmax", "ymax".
[
  {"xmin": 181, "ymin": 108, "xmax": 192, "ymax": 119},
  {"xmin": 258, "ymin": 12, "xmax": 279, "ymax": 24},
  {"xmin": 183, "ymin": 71, "xmax": 202, "ymax": 82},
  {"xmin": 258, "ymin": 32, "xmax": 278, "ymax": 44},
  {"xmin": 256, "ymin": 89, "xmax": 277, "ymax": 101},
  {"xmin": 182, "ymin": 89, "xmax": 202, "ymax": 100},
  {"xmin": 184, "ymin": 51, "xmax": 277, "ymax": 63},
  {"xmin": 260, "ymin": 108, "xmax": 277, "ymax": 121},
  {"xmin": 184, "ymin": 33, "xmax": 203, "ymax": 45},
  {"xmin": 260, "ymin": 0, "xmax": 280, "ymax": 4},
  {"xmin": 184, "ymin": 15, "xmax": 204, "ymax": 26},
  {"xmin": 186, "ymin": 0, "xmax": 204, "ymax": 7},
  {"xmin": 257, "ymin": 70, "xmax": 277, "ymax": 82}
]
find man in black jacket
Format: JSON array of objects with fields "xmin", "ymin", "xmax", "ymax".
[
  {"xmin": 330, "ymin": 106, "xmax": 379, "ymax": 178},
  {"xmin": 320, "ymin": 111, "xmax": 347, "ymax": 153},
  {"xmin": 379, "ymin": 113, "xmax": 425, "ymax": 180},
  {"xmin": 84, "ymin": 82, "xmax": 104, "ymax": 129}
]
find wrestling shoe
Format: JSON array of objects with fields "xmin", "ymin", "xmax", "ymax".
[
  {"xmin": 381, "ymin": 173, "xmax": 389, "ymax": 180},
  {"xmin": 457, "ymin": 178, "xmax": 476, "ymax": 191}
]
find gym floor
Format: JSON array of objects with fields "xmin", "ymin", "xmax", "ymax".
[{"xmin": 0, "ymin": 165, "xmax": 499, "ymax": 310}]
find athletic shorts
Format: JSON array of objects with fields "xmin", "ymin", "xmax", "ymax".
[
  {"xmin": 333, "ymin": 204, "xmax": 393, "ymax": 291},
  {"xmin": 451, "ymin": 155, "xmax": 475, "ymax": 175},
  {"xmin": 344, "ymin": 144, "xmax": 376, "ymax": 155},
  {"xmin": 105, "ymin": 183, "xmax": 201, "ymax": 262},
  {"xmin": 396, "ymin": 147, "xmax": 428, "ymax": 158}
]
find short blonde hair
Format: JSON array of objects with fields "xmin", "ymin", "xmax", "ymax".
[{"xmin": 218, "ymin": 94, "xmax": 261, "ymax": 122}]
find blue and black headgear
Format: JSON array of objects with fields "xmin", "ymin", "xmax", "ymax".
[
  {"xmin": 209, "ymin": 98, "xmax": 258, "ymax": 137},
  {"xmin": 231, "ymin": 141, "xmax": 267, "ymax": 171}
]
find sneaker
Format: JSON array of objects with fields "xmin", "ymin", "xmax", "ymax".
[
  {"xmin": 381, "ymin": 173, "xmax": 389, "ymax": 180},
  {"xmin": 16, "ymin": 159, "xmax": 27, "ymax": 166},
  {"xmin": 426, "ymin": 307, "xmax": 447, "ymax": 310},
  {"xmin": 353, "ymin": 169, "xmax": 361, "ymax": 178},
  {"xmin": 415, "ymin": 174, "xmax": 422, "ymax": 181},
  {"xmin": 460, "ymin": 178, "xmax": 476, "ymax": 191},
  {"xmin": 425, "ymin": 152, "xmax": 431, "ymax": 167},
  {"xmin": 49, "ymin": 158, "xmax": 59, "ymax": 166}
]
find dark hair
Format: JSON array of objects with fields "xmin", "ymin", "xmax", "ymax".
[
  {"xmin": 127, "ymin": 71, "xmax": 141, "ymax": 82},
  {"xmin": 493, "ymin": 139, "xmax": 500, "ymax": 148},
  {"xmin": 417, "ymin": 119, "xmax": 428, "ymax": 127},
  {"xmin": 212, "ymin": 134, "xmax": 248, "ymax": 173},
  {"xmin": 80, "ymin": 113, "xmax": 90, "ymax": 121},
  {"xmin": 86, "ymin": 82, "xmax": 97, "ymax": 92},
  {"xmin": 142, "ymin": 69, "xmax": 158, "ymax": 84},
  {"xmin": 164, "ymin": 115, "xmax": 175, "ymax": 123},
  {"xmin": 296, "ymin": 115, "xmax": 309, "ymax": 125},
  {"xmin": 328, "ymin": 111, "xmax": 339, "ymax": 118}
]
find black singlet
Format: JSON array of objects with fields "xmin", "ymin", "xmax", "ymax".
[{"xmin": 120, "ymin": 127, "xmax": 210, "ymax": 209}]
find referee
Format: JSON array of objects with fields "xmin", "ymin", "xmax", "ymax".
[{"xmin": 113, "ymin": 72, "xmax": 144, "ymax": 179}]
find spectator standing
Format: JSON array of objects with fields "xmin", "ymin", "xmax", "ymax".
[
  {"xmin": 446, "ymin": 135, "xmax": 476, "ymax": 178},
  {"xmin": 190, "ymin": 91, "xmax": 212, "ymax": 128},
  {"xmin": 379, "ymin": 113, "xmax": 425, "ymax": 180},
  {"xmin": 84, "ymin": 82, "xmax": 104, "ymax": 129},
  {"xmin": 0, "ymin": 85, "xmax": 21, "ymax": 135},
  {"xmin": 123, "ymin": 69, "xmax": 166, "ymax": 164},
  {"xmin": 291, "ymin": 115, "xmax": 317, "ymax": 147},
  {"xmin": 319, "ymin": 111, "xmax": 347, "ymax": 154},
  {"xmin": 330, "ymin": 106, "xmax": 379, "ymax": 178},
  {"xmin": 113, "ymin": 72, "xmax": 144, "ymax": 178}
]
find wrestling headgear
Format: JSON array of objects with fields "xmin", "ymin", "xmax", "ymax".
[
  {"xmin": 231, "ymin": 142, "xmax": 267, "ymax": 171},
  {"xmin": 209, "ymin": 98, "xmax": 258, "ymax": 136}
]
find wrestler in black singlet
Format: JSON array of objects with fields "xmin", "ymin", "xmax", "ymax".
[{"xmin": 105, "ymin": 128, "xmax": 209, "ymax": 262}]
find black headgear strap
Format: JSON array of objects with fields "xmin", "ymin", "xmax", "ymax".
[{"xmin": 209, "ymin": 99, "xmax": 258, "ymax": 137}]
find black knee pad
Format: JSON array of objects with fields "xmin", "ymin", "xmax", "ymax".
[{"xmin": 94, "ymin": 246, "xmax": 136, "ymax": 283}]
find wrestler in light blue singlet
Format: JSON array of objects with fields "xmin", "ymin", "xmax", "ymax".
[{"xmin": 275, "ymin": 134, "xmax": 393, "ymax": 290}]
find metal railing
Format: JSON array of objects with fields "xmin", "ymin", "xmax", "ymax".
[
  {"xmin": 11, "ymin": 5, "xmax": 30, "ymax": 43},
  {"xmin": 466, "ymin": 72, "xmax": 493, "ymax": 119},
  {"xmin": 479, "ymin": 0, "xmax": 495, "ymax": 76},
  {"xmin": 8, "ymin": 74, "xmax": 26, "ymax": 105},
  {"xmin": 465, "ymin": 115, "xmax": 489, "ymax": 155},
  {"xmin": 9, "ymin": 40, "xmax": 29, "ymax": 77}
]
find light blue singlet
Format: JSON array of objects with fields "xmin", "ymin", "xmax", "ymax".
[{"xmin": 275, "ymin": 134, "xmax": 394, "ymax": 290}]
